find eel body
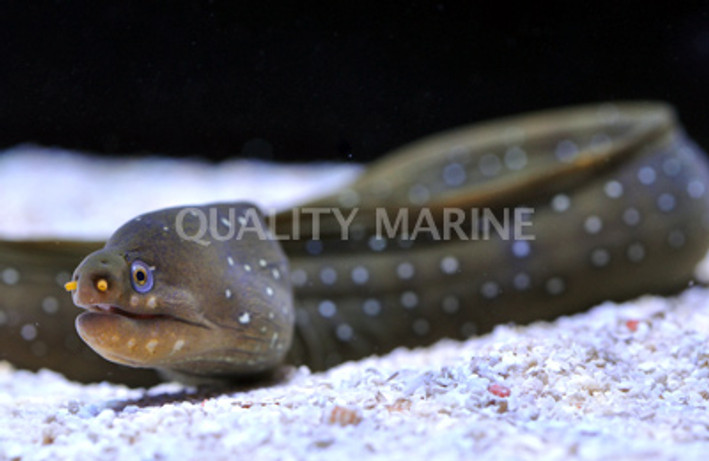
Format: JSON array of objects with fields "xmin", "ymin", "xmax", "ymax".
[{"xmin": 2, "ymin": 102, "xmax": 709, "ymax": 386}]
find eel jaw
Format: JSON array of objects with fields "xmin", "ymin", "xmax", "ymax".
[
  {"xmin": 75, "ymin": 301, "xmax": 285, "ymax": 378},
  {"xmin": 75, "ymin": 304, "xmax": 212, "ymax": 369}
]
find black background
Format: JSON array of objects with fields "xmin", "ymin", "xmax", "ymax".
[{"xmin": 0, "ymin": 2, "xmax": 707, "ymax": 163}]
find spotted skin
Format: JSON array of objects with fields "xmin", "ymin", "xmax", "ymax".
[
  {"xmin": 1, "ymin": 102, "xmax": 709, "ymax": 386},
  {"xmin": 279, "ymin": 103, "xmax": 709, "ymax": 369}
]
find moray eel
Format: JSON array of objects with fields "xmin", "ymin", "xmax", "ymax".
[{"xmin": 2, "ymin": 102, "xmax": 709, "ymax": 386}]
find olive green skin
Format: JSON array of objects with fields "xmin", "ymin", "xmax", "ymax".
[{"xmin": 1, "ymin": 102, "xmax": 708, "ymax": 386}]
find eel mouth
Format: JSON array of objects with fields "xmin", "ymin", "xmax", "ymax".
[
  {"xmin": 85, "ymin": 303, "xmax": 169, "ymax": 321},
  {"xmin": 79, "ymin": 303, "xmax": 208, "ymax": 328}
]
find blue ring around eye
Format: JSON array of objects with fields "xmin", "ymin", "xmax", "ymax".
[{"xmin": 130, "ymin": 260, "xmax": 154, "ymax": 293}]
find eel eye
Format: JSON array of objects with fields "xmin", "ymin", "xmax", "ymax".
[{"xmin": 130, "ymin": 260, "xmax": 154, "ymax": 294}]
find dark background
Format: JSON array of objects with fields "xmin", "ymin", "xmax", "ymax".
[{"xmin": 0, "ymin": 2, "xmax": 707, "ymax": 163}]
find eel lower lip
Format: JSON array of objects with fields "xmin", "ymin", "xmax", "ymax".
[{"xmin": 75, "ymin": 309, "xmax": 211, "ymax": 368}]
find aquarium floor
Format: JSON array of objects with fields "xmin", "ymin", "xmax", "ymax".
[{"xmin": 3, "ymin": 287, "xmax": 709, "ymax": 461}]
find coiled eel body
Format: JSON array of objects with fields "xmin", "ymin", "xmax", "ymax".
[{"xmin": 1, "ymin": 102, "xmax": 709, "ymax": 386}]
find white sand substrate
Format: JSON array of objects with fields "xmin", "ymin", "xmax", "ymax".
[{"xmin": 1, "ymin": 147, "xmax": 708, "ymax": 460}]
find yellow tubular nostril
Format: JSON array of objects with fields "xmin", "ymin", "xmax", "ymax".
[
  {"xmin": 64, "ymin": 280, "xmax": 78, "ymax": 292},
  {"xmin": 96, "ymin": 279, "xmax": 109, "ymax": 292}
]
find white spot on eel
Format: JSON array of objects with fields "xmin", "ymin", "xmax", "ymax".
[
  {"xmin": 172, "ymin": 339, "xmax": 185, "ymax": 352},
  {"xmin": 145, "ymin": 339, "xmax": 159, "ymax": 354},
  {"xmin": 238, "ymin": 312, "xmax": 251, "ymax": 324}
]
